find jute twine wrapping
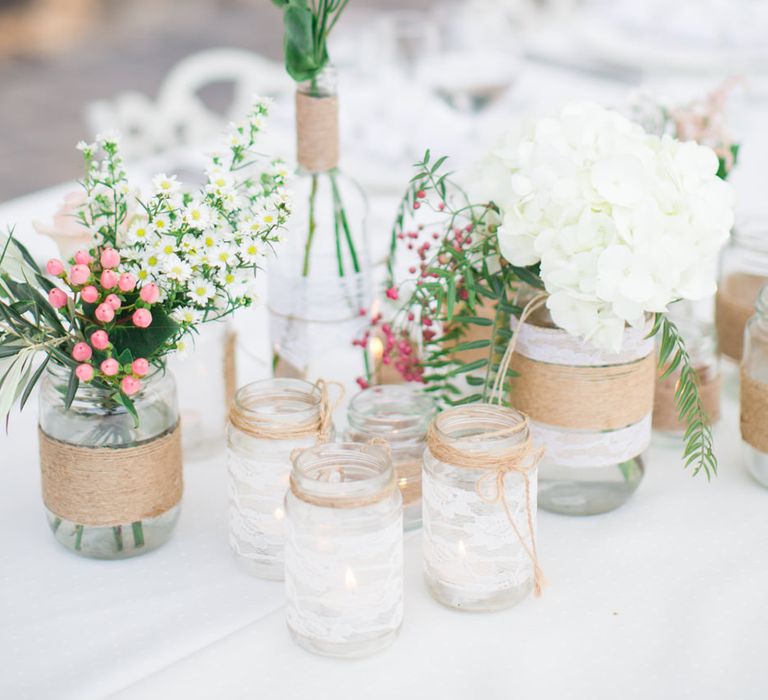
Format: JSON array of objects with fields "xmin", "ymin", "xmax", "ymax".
[
  {"xmin": 223, "ymin": 328, "xmax": 237, "ymax": 409},
  {"xmin": 296, "ymin": 91, "xmax": 339, "ymax": 172},
  {"xmin": 426, "ymin": 406, "xmax": 544, "ymax": 596},
  {"xmin": 653, "ymin": 367, "xmax": 721, "ymax": 432},
  {"xmin": 39, "ymin": 422, "xmax": 183, "ymax": 526},
  {"xmin": 716, "ymin": 273, "xmax": 767, "ymax": 361},
  {"xmin": 740, "ymin": 369, "xmax": 768, "ymax": 453}
]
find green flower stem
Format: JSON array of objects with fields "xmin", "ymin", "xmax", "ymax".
[
  {"xmin": 74, "ymin": 525, "xmax": 84, "ymax": 551},
  {"xmin": 51, "ymin": 516, "xmax": 62, "ymax": 533},
  {"xmin": 301, "ymin": 174, "xmax": 320, "ymax": 276},
  {"xmin": 113, "ymin": 525, "xmax": 123, "ymax": 552},
  {"xmin": 132, "ymin": 521, "xmax": 145, "ymax": 548},
  {"xmin": 330, "ymin": 172, "xmax": 360, "ymax": 273},
  {"xmin": 333, "ymin": 198, "xmax": 345, "ymax": 277}
]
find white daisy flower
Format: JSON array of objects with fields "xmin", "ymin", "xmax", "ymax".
[
  {"xmin": 164, "ymin": 254, "xmax": 193, "ymax": 282},
  {"xmin": 152, "ymin": 214, "xmax": 171, "ymax": 235},
  {"xmin": 187, "ymin": 277, "xmax": 216, "ymax": 306},
  {"xmin": 183, "ymin": 200, "xmax": 211, "ymax": 229},
  {"xmin": 211, "ymin": 245, "xmax": 238, "ymax": 269},
  {"xmin": 153, "ymin": 173, "xmax": 180, "ymax": 198},
  {"xmin": 238, "ymin": 239, "xmax": 261, "ymax": 264},
  {"xmin": 171, "ymin": 306, "xmax": 203, "ymax": 324},
  {"xmin": 125, "ymin": 219, "xmax": 151, "ymax": 246}
]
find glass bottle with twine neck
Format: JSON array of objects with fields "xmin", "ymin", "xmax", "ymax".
[
  {"xmin": 740, "ymin": 285, "xmax": 768, "ymax": 487},
  {"xmin": 284, "ymin": 442, "xmax": 403, "ymax": 658},
  {"xmin": 345, "ymin": 384, "xmax": 436, "ymax": 530},
  {"xmin": 268, "ymin": 65, "xmax": 370, "ymax": 403},
  {"xmin": 226, "ymin": 378, "xmax": 341, "ymax": 579},
  {"xmin": 422, "ymin": 403, "xmax": 543, "ymax": 611}
]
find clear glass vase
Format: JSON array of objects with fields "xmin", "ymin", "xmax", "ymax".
[
  {"xmin": 741, "ymin": 287, "xmax": 768, "ymax": 487},
  {"xmin": 38, "ymin": 364, "xmax": 181, "ymax": 559},
  {"xmin": 268, "ymin": 66, "xmax": 370, "ymax": 401}
]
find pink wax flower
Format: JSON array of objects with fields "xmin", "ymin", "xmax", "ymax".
[
  {"xmin": 118, "ymin": 273, "xmax": 136, "ymax": 293},
  {"xmin": 105, "ymin": 293, "xmax": 121, "ymax": 310},
  {"xmin": 71, "ymin": 342, "xmax": 92, "ymax": 362},
  {"xmin": 75, "ymin": 363, "xmax": 94, "ymax": 382},
  {"xmin": 74, "ymin": 250, "xmax": 92, "ymax": 266},
  {"xmin": 46, "ymin": 259, "xmax": 64, "ymax": 277},
  {"xmin": 48, "ymin": 288, "xmax": 68, "ymax": 309},
  {"xmin": 100, "ymin": 270, "xmax": 118, "ymax": 289},
  {"xmin": 68, "ymin": 264, "xmax": 90, "ymax": 286},
  {"xmin": 139, "ymin": 283, "xmax": 160, "ymax": 304},
  {"xmin": 80, "ymin": 285, "xmax": 99, "ymax": 304},
  {"xmin": 121, "ymin": 376, "xmax": 141, "ymax": 395},
  {"xmin": 385, "ymin": 286, "xmax": 399, "ymax": 301},
  {"xmin": 90, "ymin": 330, "xmax": 109, "ymax": 350},
  {"xmin": 100, "ymin": 358, "xmax": 119, "ymax": 376},
  {"xmin": 132, "ymin": 308, "xmax": 152, "ymax": 328},
  {"xmin": 131, "ymin": 358, "xmax": 149, "ymax": 376},
  {"xmin": 100, "ymin": 248, "xmax": 120, "ymax": 269},
  {"xmin": 95, "ymin": 303, "xmax": 115, "ymax": 323}
]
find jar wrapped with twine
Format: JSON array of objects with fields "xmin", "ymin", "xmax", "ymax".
[
  {"xmin": 741, "ymin": 286, "xmax": 768, "ymax": 487},
  {"xmin": 423, "ymin": 404, "xmax": 543, "ymax": 611},
  {"xmin": 345, "ymin": 385, "xmax": 436, "ymax": 530},
  {"xmin": 226, "ymin": 378, "xmax": 338, "ymax": 579},
  {"xmin": 38, "ymin": 365, "xmax": 182, "ymax": 559},
  {"xmin": 284, "ymin": 442, "xmax": 403, "ymax": 658}
]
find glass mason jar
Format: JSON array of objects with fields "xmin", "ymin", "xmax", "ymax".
[
  {"xmin": 226, "ymin": 378, "xmax": 331, "ymax": 579},
  {"xmin": 268, "ymin": 66, "xmax": 370, "ymax": 403},
  {"xmin": 423, "ymin": 404, "xmax": 540, "ymax": 611},
  {"xmin": 511, "ymin": 290, "xmax": 654, "ymax": 516},
  {"xmin": 38, "ymin": 364, "xmax": 181, "ymax": 559},
  {"xmin": 741, "ymin": 286, "xmax": 768, "ymax": 487},
  {"xmin": 345, "ymin": 385, "xmax": 435, "ymax": 530},
  {"xmin": 653, "ymin": 302, "xmax": 720, "ymax": 438},
  {"xmin": 284, "ymin": 442, "xmax": 403, "ymax": 658}
]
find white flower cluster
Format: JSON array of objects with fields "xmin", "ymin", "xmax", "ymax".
[{"xmin": 480, "ymin": 101, "xmax": 734, "ymax": 352}]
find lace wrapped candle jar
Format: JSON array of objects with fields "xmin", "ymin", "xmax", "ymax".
[
  {"xmin": 345, "ymin": 385, "xmax": 436, "ymax": 530},
  {"xmin": 284, "ymin": 443, "xmax": 403, "ymax": 658},
  {"xmin": 741, "ymin": 287, "xmax": 768, "ymax": 487},
  {"xmin": 226, "ymin": 378, "xmax": 335, "ymax": 579},
  {"xmin": 422, "ymin": 405, "xmax": 542, "ymax": 611}
]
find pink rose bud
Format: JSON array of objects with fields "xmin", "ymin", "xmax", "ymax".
[
  {"xmin": 74, "ymin": 250, "xmax": 92, "ymax": 265},
  {"xmin": 80, "ymin": 285, "xmax": 99, "ymax": 304},
  {"xmin": 139, "ymin": 283, "xmax": 160, "ymax": 304},
  {"xmin": 118, "ymin": 273, "xmax": 136, "ymax": 292},
  {"xmin": 68, "ymin": 264, "xmax": 90, "ymax": 286},
  {"xmin": 48, "ymin": 288, "xmax": 68, "ymax": 309},
  {"xmin": 131, "ymin": 358, "xmax": 149, "ymax": 376},
  {"xmin": 46, "ymin": 259, "xmax": 65, "ymax": 276},
  {"xmin": 132, "ymin": 308, "xmax": 152, "ymax": 328},
  {"xmin": 95, "ymin": 303, "xmax": 115, "ymax": 323},
  {"xmin": 121, "ymin": 376, "xmax": 141, "ymax": 395},
  {"xmin": 75, "ymin": 363, "xmax": 94, "ymax": 382},
  {"xmin": 90, "ymin": 330, "xmax": 109, "ymax": 350},
  {"xmin": 71, "ymin": 342, "xmax": 92, "ymax": 362},
  {"xmin": 100, "ymin": 270, "xmax": 118, "ymax": 289},
  {"xmin": 105, "ymin": 293, "xmax": 121, "ymax": 310},
  {"xmin": 100, "ymin": 248, "xmax": 121, "ymax": 269},
  {"xmin": 100, "ymin": 358, "xmax": 119, "ymax": 376}
]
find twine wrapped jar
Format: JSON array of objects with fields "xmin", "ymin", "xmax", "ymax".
[
  {"xmin": 284, "ymin": 442, "xmax": 403, "ymax": 658},
  {"xmin": 741, "ymin": 286, "xmax": 768, "ymax": 487},
  {"xmin": 345, "ymin": 385, "xmax": 436, "ymax": 530},
  {"xmin": 422, "ymin": 404, "xmax": 542, "ymax": 611},
  {"xmin": 226, "ymin": 378, "xmax": 334, "ymax": 579},
  {"xmin": 38, "ymin": 365, "xmax": 182, "ymax": 559}
]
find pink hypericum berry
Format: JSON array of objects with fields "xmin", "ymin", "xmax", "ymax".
[
  {"xmin": 385, "ymin": 286, "xmax": 399, "ymax": 301},
  {"xmin": 95, "ymin": 303, "xmax": 115, "ymax": 323},
  {"xmin": 131, "ymin": 358, "xmax": 149, "ymax": 376},
  {"xmin": 74, "ymin": 250, "xmax": 92, "ymax": 265},
  {"xmin": 416, "ymin": 190, "xmax": 426, "ymax": 199},
  {"xmin": 100, "ymin": 270, "xmax": 118, "ymax": 289},
  {"xmin": 46, "ymin": 259, "xmax": 64, "ymax": 276},
  {"xmin": 105, "ymin": 293, "xmax": 121, "ymax": 310},
  {"xmin": 413, "ymin": 202, "xmax": 421, "ymax": 210},
  {"xmin": 118, "ymin": 273, "xmax": 136, "ymax": 292},
  {"xmin": 80, "ymin": 285, "xmax": 99, "ymax": 304},
  {"xmin": 121, "ymin": 376, "xmax": 141, "ymax": 395},
  {"xmin": 356, "ymin": 377, "xmax": 370, "ymax": 390},
  {"xmin": 100, "ymin": 248, "xmax": 121, "ymax": 269},
  {"xmin": 100, "ymin": 358, "xmax": 119, "ymax": 376},
  {"xmin": 438, "ymin": 202, "xmax": 446, "ymax": 211},
  {"xmin": 90, "ymin": 330, "xmax": 109, "ymax": 350},
  {"xmin": 68, "ymin": 264, "xmax": 90, "ymax": 286},
  {"xmin": 71, "ymin": 342, "xmax": 92, "ymax": 362},
  {"xmin": 48, "ymin": 288, "xmax": 68, "ymax": 309},
  {"xmin": 75, "ymin": 363, "xmax": 94, "ymax": 382},
  {"xmin": 139, "ymin": 283, "xmax": 160, "ymax": 304},
  {"xmin": 132, "ymin": 308, "xmax": 152, "ymax": 328}
]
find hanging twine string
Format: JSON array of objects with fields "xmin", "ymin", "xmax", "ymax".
[
  {"xmin": 426, "ymin": 406, "xmax": 545, "ymax": 596},
  {"xmin": 229, "ymin": 379, "xmax": 344, "ymax": 443},
  {"xmin": 295, "ymin": 91, "xmax": 339, "ymax": 173}
]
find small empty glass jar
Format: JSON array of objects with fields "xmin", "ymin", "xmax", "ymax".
[
  {"xmin": 346, "ymin": 385, "xmax": 435, "ymax": 529},
  {"xmin": 284, "ymin": 443, "xmax": 403, "ymax": 658},
  {"xmin": 741, "ymin": 287, "xmax": 768, "ymax": 487},
  {"xmin": 226, "ymin": 378, "xmax": 331, "ymax": 579},
  {"xmin": 422, "ymin": 404, "xmax": 540, "ymax": 612}
]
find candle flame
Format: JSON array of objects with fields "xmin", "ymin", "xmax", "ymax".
[
  {"xmin": 345, "ymin": 567, "xmax": 358, "ymax": 589},
  {"xmin": 273, "ymin": 507, "xmax": 284, "ymax": 521},
  {"xmin": 369, "ymin": 335, "xmax": 384, "ymax": 360},
  {"xmin": 398, "ymin": 477, "xmax": 408, "ymax": 489},
  {"xmin": 458, "ymin": 539, "xmax": 467, "ymax": 557}
]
